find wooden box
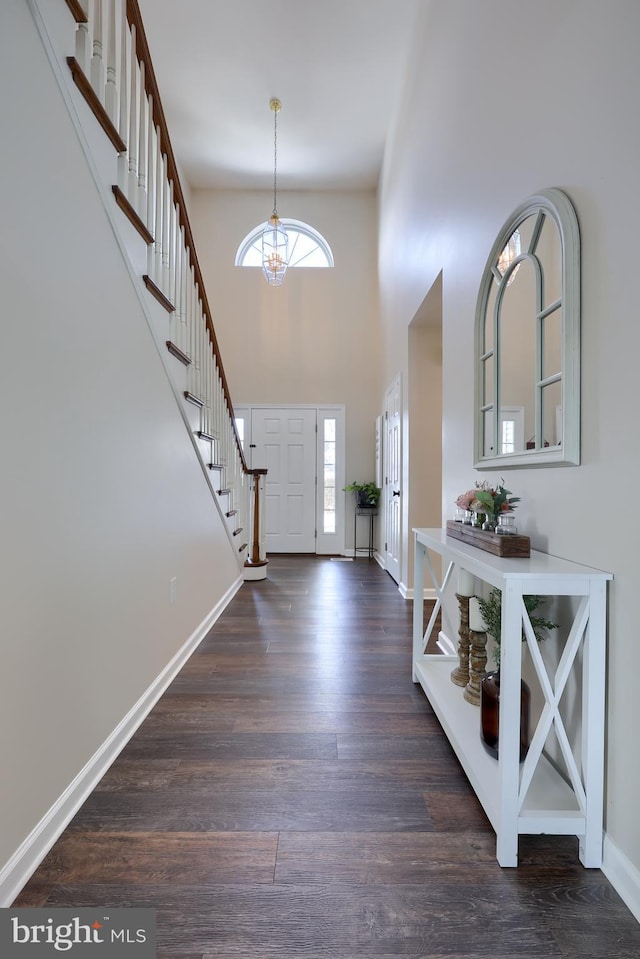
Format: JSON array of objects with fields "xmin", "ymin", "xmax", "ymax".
[{"xmin": 445, "ymin": 520, "xmax": 530, "ymax": 558}]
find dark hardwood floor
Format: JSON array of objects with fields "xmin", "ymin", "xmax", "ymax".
[{"xmin": 14, "ymin": 555, "xmax": 640, "ymax": 957}]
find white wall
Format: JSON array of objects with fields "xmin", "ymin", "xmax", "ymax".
[
  {"xmin": 190, "ymin": 189, "xmax": 383, "ymax": 551},
  {"xmin": 0, "ymin": 0, "xmax": 239, "ymax": 889},
  {"xmin": 379, "ymin": 0, "xmax": 640, "ymax": 907}
]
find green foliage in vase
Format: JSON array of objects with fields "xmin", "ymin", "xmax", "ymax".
[
  {"xmin": 477, "ymin": 588, "xmax": 558, "ymax": 667},
  {"xmin": 343, "ymin": 481, "xmax": 381, "ymax": 506}
]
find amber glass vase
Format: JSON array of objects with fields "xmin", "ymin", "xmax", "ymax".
[{"xmin": 480, "ymin": 670, "xmax": 531, "ymax": 762}]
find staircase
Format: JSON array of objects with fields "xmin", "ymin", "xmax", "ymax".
[{"xmin": 32, "ymin": 0, "xmax": 267, "ymax": 576}]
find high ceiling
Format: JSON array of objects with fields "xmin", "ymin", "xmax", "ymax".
[{"xmin": 137, "ymin": 0, "xmax": 422, "ymax": 192}]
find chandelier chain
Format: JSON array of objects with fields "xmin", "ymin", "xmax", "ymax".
[{"xmin": 272, "ymin": 104, "xmax": 278, "ymax": 216}]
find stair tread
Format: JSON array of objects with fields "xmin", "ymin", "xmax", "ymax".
[
  {"xmin": 184, "ymin": 391, "xmax": 204, "ymax": 408},
  {"xmin": 166, "ymin": 340, "xmax": 190, "ymax": 365}
]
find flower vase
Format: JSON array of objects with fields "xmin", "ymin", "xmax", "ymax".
[
  {"xmin": 480, "ymin": 670, "xmax": 531, "ymax": 762},
  {"xmin": 497, "ymin": 512, "xmax": 517, "ymax": 535}
]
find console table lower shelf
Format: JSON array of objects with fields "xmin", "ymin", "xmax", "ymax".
[
  {"xmin": 412, "ymin": 527, "xmax": 612, "ymax": 868},
  {"xmin": 414, "ymin": 657, "xmax": 583, "ymax": 845}
]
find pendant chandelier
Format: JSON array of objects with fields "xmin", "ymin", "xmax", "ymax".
[{"xmin": 262, "ymin": 98, "xmax": 289, "ymax": 286}]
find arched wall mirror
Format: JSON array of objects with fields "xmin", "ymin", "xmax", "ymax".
[{"xmin": 474, "ymin": 188, "xmax": 580, "ymax": 469}]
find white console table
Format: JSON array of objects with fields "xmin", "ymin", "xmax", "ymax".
[{"xmin": 412, "ymin": 527, "xmax": 612, "ymax": 867}]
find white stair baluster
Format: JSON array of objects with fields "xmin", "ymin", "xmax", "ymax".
[
  {"xmin": 136, "ymin": 60, "xmax": 147, "ymax": 216},
  {"xmin": 215, "ymin": 369, "xmax": 223, "ymax": 464},
  {"xmin": 188, "ymin": 267, "xmax": 194, "ymax": 370},
  {"xmin": 75, "ymin": 0, "xmax": 91, "ymax": 74},
  {"xmin": 145, "ymin": 106, "xmax": 156, "ymax": 270},
  {"xmin": 233, "ymin": 446, "xmax": 239, "ymax": 509},
  {"xmin": 204, "ymin": 327, "xmax": 212, "ymax": 437},
  {"xmin": 171, "ymin": 224, "xmax": 182, "ymax": 350},
  {"xmin": 90, "ymin": 0, "xmax": 105, "ymax": 104},
  {"xmin": 153, "ymin": 130, "xmax": 163, "ymax": 287},
  {"xmin": 161, "ymin": 160, "xmax": 170, "ymax": 296},
  {"xmin": 207, "ymin": 331, "xmax": 214, "ymax": 439},
  {"xmin": 194, "ymin": 280, "xmax": 201, "ymax": 401},
  {"xmin": 220, "ymin": 391, "xmax": 227, "ymax": 466},
  {"xmin": 104, "ymin": 0, "xmax": 118, "ymax": 123},
  {"xmin": 186, "ymin": 267, "xmax": 195, "ymax": 395},
  {"xmin": 167, "ymin": 190, "xmax": 176, "ymax": 307},
  {"xmin": 219, "ymin": 372, "xmax": 225, "ymax": 456},
  {"xmin": 127, "ymin": 24, "xmax": 138, "ymax": 206},
  {"xmin": 212, "ymin": 358, "xmax": 219, "ymax": 455},
  {"xmin": 116, "ymin": 7, "xmax": 129, "ymax": 186},
  {"xmin": 199, "ymin": 319, "xmax": 207, "ymax": 433},
  {"xmin": 180, "ymin": 229, "xmax": 188, "ymax": 358}
]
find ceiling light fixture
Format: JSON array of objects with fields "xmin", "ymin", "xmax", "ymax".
[{"xmin": 262, "ymin": 98, "xmax": 289, "ymax": 286}]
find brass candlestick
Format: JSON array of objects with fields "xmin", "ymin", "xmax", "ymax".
[
  {"xmin": 450, "ymin": 593, "xmax": 471, "ymax": 687},
  {"xmin": 464, "ymin": 628, "xmax": 488, "ymax": 706}
]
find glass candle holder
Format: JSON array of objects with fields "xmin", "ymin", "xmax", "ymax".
[{"xmin": 497, "ymin": 512, "xmax": 517, "ymax": 535}]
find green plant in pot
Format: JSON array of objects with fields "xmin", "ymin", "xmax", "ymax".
[
  {"xmin": 343, "ymin": 481, "xmax": 381, "ymax": 508},
  {"xmin": 477, "ymin": 588, "xmax": 558, "ymax": 761}
]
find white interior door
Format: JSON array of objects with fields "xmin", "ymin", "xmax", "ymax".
[
  {"xmin": 384, "ymin": 376, "xmax": 402, "ymax": 583},
  {"xmin": 250, "ymin": 408, "xmax": 317, "ymax": 552}
]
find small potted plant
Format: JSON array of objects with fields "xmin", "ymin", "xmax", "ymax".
[
  {"xmin": 343, "ymin": 481, "xmax": 381, "ymax": 508},
  {"xmin": 477, "ymin": 589, "xmax": 557, "ymax": 668},
  {"xmin": 476, "ymin": 588, "xmax": 557, "ymax": 760}
]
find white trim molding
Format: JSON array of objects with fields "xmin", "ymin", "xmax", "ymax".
[
  {"xmin": 0, "ymin": 575, "xmax": 242, "ymax": 907},
  {"xmin": 399, "ymin": 584, "xmax": 437, "ymax": 602},
  {"xmin": 603, "ymin": 833, "xmax": 640, "ymax": 924}
]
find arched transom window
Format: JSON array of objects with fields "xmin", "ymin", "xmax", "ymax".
[{"xmin": 235, "ymin": 218, "xmax": 334, "ymax": 269}]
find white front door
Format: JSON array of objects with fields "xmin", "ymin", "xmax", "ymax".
[
  {"xmin": 250, "ymin": 408, "xmax": 318, "ymax": 552},
  {"xmin": 384, "ymin": 376, "xmax": 402, "ymax": 583}
]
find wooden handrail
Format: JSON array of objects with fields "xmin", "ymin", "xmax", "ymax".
[
  {"xmin": 125, "ymin": 0, "xmax": 247, "ymax": 472},
  {"xmin": 64, "ymin": 0, "xmax": 88, "ymax": 23}
]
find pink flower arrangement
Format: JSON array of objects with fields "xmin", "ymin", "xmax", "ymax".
[
  {"xmin": 456, "ymin": 480, "xmax": 520, "ymax": 517},
  {"xmin": 455, "ymin": 489, "xmax": 477, "ymax": 511}
]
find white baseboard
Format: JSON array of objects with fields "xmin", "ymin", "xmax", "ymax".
[
  {"xmin": 603, "ymin": 833, "xmax": 640, "ymax": 923},
  {"xmin": 399, "ymin": 583, "xmax": 437, "ymax": 601},
  {"xmin": 0, "ymin": 575, "xmax": 243, "ymax": 908}
]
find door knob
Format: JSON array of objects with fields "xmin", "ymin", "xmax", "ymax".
[{"xmin": 392, "ymin": 489, "xmax": 400, "ymax": 497}]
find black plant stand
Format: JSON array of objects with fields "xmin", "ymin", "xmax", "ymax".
[{"xmin": 354, "ymin": 506, "xmax": 377, "ymax": 559}]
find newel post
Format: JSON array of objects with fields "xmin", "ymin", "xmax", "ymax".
[{"xmin": 244, "ymin": 469, "xmax": 268, "ymax": 581}]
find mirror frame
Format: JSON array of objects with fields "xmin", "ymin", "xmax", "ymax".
[{"xmin": 474, "ymin": 188, "xmax": 580, "ymax": 469}]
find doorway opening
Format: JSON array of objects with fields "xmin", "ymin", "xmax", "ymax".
[{"xmin": 406, "ymin": 271, "xmax": 443, "ymax": 592}]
